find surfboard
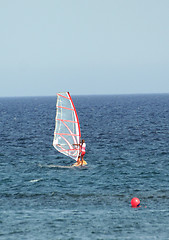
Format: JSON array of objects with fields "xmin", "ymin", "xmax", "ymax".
[{"xmin": 72, "ymin": 160, "xmax": 87, "ymax": 167}]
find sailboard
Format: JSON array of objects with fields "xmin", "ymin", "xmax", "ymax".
[{"xmin": 53, "ymin": 92, "xmax": 87, "ymax": 167}]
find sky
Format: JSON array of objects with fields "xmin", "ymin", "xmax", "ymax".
[{"xmin": 0, "ymin": 0, "xmax": 169, "ymax": 97}]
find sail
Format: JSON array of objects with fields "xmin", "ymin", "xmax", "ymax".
[{"xmin": 53, "ymin": 92, "xmax": 81, "ymax": 161}]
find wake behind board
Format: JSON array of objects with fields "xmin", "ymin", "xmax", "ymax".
[
  {"xmin": 46, "ymin": 165, "xmax": 75, "ymax": 169},
  {"xmin": 38, "ymin": 163, "xmax": 87, "ymax": 169},
  {"xmin": 39, "ymin": 164, "xmax": 74, "ymax": 169}
]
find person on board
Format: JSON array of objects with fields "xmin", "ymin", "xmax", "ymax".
[
  {"xmin": 80, "ymin": 139, "xmax": 86, "ymax": 166},
  {"xmin": 73, "ymin": 139, "xmax": 86, "ymax": 166}
]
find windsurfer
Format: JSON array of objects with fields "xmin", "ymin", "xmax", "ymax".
[
  {"xmin": 73, "ymin": 139, "xmax": 86, "ymax": 166},
  {"xmin": 53, "ymin": 92, "xmax": 84, "ymax": 167},
  {"xmin": 81, "ymin": 139, "xmax": 86, "ymax": 166}
]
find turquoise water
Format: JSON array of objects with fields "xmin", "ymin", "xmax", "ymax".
[{"xmin": 0, "ymin": 94, "xmax": 169, "ymax": 239}]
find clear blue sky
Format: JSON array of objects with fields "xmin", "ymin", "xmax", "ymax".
[{"xmin": 0, "ymin": 0, "xmax": 169, "ymax": 97}]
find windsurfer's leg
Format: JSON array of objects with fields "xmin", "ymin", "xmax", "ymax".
[
  {"xmin": 77, "ymin": 155, "xmax": 81, "ymax": 165},
  {"xmin": 81, "ymin": 152, "xmax": 85, "ymax": 165}
]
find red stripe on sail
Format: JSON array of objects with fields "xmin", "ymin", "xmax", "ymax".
[
  {"xmin": 54, "ymin": 133, "xmax": 80, "ymax": 136},
  {"xmin": 57, "ymin": 106, "xmax": 74, "ymax": 111},
  {"xmin": 56, "ymin": 119, "xmax": 78, "ymax": 123},
  {"xmin": 57, "ymin": 93, "xmax": 70, "ymax": 99}
]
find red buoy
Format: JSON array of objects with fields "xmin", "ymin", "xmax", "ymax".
[{"xmin": 131, "ymin": 197, "xmax": 140, "ymax": 208}]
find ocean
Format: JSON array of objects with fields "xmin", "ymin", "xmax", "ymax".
[{"xmin": 0, "ymin": 94, "xmax": 169, "ymax": 240}]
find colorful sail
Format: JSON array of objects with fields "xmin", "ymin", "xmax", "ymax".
[{"xmin": 53, "ymin": 92, "xmax": 81, "ymax": 161}]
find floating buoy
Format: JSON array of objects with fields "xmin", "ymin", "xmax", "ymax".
[{"xmin": 131, "ymin": 197, "xmax": 140, "ymax": 208}]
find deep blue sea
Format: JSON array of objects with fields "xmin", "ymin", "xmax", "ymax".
[{"xmin": 0, "ymin": 94, "xmax": 169, "ymax": 240}]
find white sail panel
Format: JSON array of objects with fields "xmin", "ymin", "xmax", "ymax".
[{"xmin": 53, "ymin": 92, "xmax": 81, "ymax": 161}]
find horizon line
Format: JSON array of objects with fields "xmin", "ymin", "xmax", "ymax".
[{"xmin": 0, "ymin": 92, "xmax": 169, "ymax": 98}]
